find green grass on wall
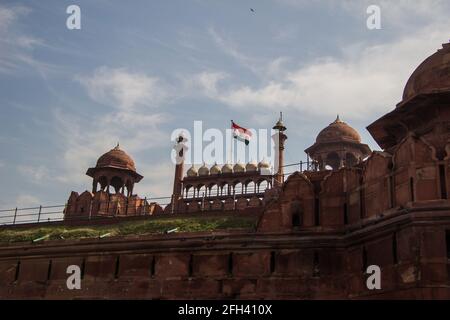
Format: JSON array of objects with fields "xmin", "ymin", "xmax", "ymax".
[{"xmin": 0, "ymin": 215, "xmax": 258, "ymax": 243}]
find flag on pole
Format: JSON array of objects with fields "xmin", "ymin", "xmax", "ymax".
[{"xmin": 231, "ymin": 120, "xmax": 252, "ymax": 145}]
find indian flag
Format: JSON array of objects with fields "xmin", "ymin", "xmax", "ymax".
[{"xmin": 231, "ymin": 120, "xmax": 252, "ymax": 145}]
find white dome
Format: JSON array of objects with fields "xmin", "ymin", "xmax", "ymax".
[
  {"xmin": 198, "ymin": 163, "xmax": 210, "ymax": 176},
  {"xmin": 233, "ymin": 162, "xmax": 245, "ymax": 173},
  {"xmin": 187, "ymin": 165, "xmax": 198, "ymax": 177},
  {"xmin": 246, "ymin": 161, "xmax": 258, "ymax": 172},
  {"xmin": 222, "ymin": 163, "xmax": 233, "ymax": 173},
  {"xmin": 258, "ymin": 159, "xmax": 270, "ymax": 169},
  {"xmin": 210, "ymin": 162, "xmax": 221, "ymax": 175}
]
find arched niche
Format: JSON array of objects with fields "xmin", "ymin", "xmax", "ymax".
[
  {"xmin": 209, "ymin": 183, "xmax": 219, "ymax": 197},
  {"xmin": 246, "ymin": 180, "xmax": 256, "ymax": 194},
  {"xmin": 220, "ymin": 182, "xmax": 229, "ymax": 196},
  {"xmin": 197, "ymin": 184, "xmax": 207, "ymax": 198},
  {"xmin": 325, "ymin": 152, "xmax": 340, "ymax": 170},
  {"xmin": 98, "ymin": 176, "xmax": 108, "ymax": 191},
  {"xmin": 258, "ymin": 180, "xmax": 269, "ymax": 193},
  {"xmin": 234, "ymin": 182, "xmax": 243, "ymax": 195},
  {"xmin": 362, "ymin": 152, "xmax": 392, "ymax": 219},
  {"xmin": 184, "ymin": 184, "xmax": 193, "ymax": 198},
  {"xmin": 279, "ymin": 172, "xmax": 315, "ymax": 228},
  {"xmin": 290, "ymin": 200, "xmax": 303, "ymax": 228},
  {"xmin": 393, "ymin": 135, "xmax": 439, "ymax": 205},
  {"xmin": 110, "ymin": 176, "xmax": 124, "ymax": 194},
  {"xmin": 320, "ymin": 169, "xmax": 361, "ymax": 228},
  {"xmin": 345, "ymin": 153, "xmax": 358, "ymax": 167}
]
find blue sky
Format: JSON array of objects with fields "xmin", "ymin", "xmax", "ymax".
[{"xmin": 0, "ymin": 0, "xmax": 449, "ymax": 208}]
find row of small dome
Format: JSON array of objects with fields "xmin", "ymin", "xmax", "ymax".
[{"xmin": 187, "ymin": 161, "xmax": 271, "ymax": 177}]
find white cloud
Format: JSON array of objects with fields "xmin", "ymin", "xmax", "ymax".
[
  {"xmin": 201, "ymin": 18, "xmax": 450, "ymax": 121},
  {"xmin": 53, "ymin": 67, "xmax": 173, "ymax": 186},
  {"xmin": 367, "ymin": 0, "xmax": 449, "ymax": 26},
  {"xmin": 51, "ymin": 66, "xmax": 177, "ymax": 186},
  {"xmin": 53, "ymin": 108, "xmax": 168, "ymax": 185},
  {"xmin": 276, "ymin": 0, "xmax": 450, "ymax": 35},
  {"xmin": 0, "ymin": 5, "xmax": 29, "ymax": 29},
  {"xmin": 76, "ymin": 67, "xmax": 170, "ymax": 110},
  {"xmin": 208, "ymin": 27, "xmax": 269, "ymax": 76},
  {"xmin": 0, "ymin": 5, "xmax": 45, "ymax": 74},
  {"xmin": 17, "ymin": 165, "xmax": 50, "ymax": 183},
  {"xmin": 183, "ymin": 71, "xmax": 228, "ymax": 98}
]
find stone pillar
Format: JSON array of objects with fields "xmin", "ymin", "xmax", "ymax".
[
  {"xmin": 273, "ymin": 112, "xmax": 287, "ymax": 185},
  {"xmin": 172, "ymin": 134, "xmax": 186, "ymax": 213}
]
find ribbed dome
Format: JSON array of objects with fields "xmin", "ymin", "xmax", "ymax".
[
  {"xmin": 187, "ymin": 165, "xmax": 198, "ymax": 177},
  {"xmin": 233, "ymin": 162, "xmax": 245, "ymax": 173},
  {"xmin": 316, "ymin": 116, "xmax": 361, "ymax": 143},
  {"xmin": 210, "ymin": 163, "xmax": 221, "ymax": 175},
  {"xmin": 402, "ymin": 43, "xmax": 450, "ymax": 102},
  {"xmin": 198, "ymin": 163, "xmax": 210, "ymax": 176},
  {"xmin": 246, "ymin": 161, "xmax": 258, "ymax": 172},
  {"xmin": 222, "ymin": 163, "xmax": 233, "ymax": 173},
  {"xmin": 96, "ymin": 144, "xmax": 136, "ymax": 171},
  {"xmin": 258, "ymin": 159, "xmax": 270, "ymax": 169}
]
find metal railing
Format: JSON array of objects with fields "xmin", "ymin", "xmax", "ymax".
[
  {"xmin": 282, "ymin": 160, "xmax": 320, "ymax": 173},
  {"xmin": 0, "ymin": 196, "xmax": 172, "ymax": 227},
  {"xmin": 0, "ymin": 160, "xmax": 318, "ymax": 227}
]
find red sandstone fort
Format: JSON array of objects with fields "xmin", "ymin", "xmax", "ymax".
[{"xmin": 1, "ymin": 44, "xmax": 450, "ymax": 299}]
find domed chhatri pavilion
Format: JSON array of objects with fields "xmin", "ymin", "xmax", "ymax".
[
  {"xmin": 305, "ymin": 115, "xmax": 371, "ymax": 170},
  {"xmin": 86, "ymin": 143, "xmax": 143, "ymax": 197},
  {"xmin": 42, "ymin": 43, "xmax": 450, "ymax": 299},
  {"xmin": 65, "ymin": 144, "xmax": 161, "ymax": 219}
]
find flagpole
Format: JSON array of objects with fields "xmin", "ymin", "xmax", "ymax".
[{"xmin": 229, "ymin": 120, "xmax": 233, "ymax": 164}]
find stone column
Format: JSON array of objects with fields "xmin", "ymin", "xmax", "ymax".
[{"xmin": 273, "ymin": 112, "xmax": 287, "ymax": 185}]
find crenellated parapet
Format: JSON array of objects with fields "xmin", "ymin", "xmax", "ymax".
[{"xmin": 65, "ymin": 190, "xmax": 162, "ymax": 219}]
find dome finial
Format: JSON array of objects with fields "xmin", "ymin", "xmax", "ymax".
[
  {"xmin": 273, "ymin": 111, "xmax": 287, "ymax": 131},
  {"xmin": 114, "ymin": 142, "xmax": 120, "ymax": 150},
  {"xmin": 335, "ymin": 114, "xmax": 341, "ymax": 123}
]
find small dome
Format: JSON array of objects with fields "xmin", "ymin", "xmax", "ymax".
[
  {"xmin": 210, "ymin": 162, "xmax": 221, "ymax": 175},
  {"xmin": 402, "ymin": 43, "xmax": 450, "ymax": 102},
  {"xmin": 258, "ymin": 159, "xmax": 270, "ymax": 169},
  {"xmin": 233, "ymin": 162, "xmax": 245, "ymax": 173},
  {"xmin": 187, "ymin": 165, "xmax": 198, "ymax": 177},
  {"xmin": 222, "ymin": 163, "xmax": 233, "ymax": 173},
  {"xmin": 316, "ymin": 116, "xmax": 361, "ymax": 144},
  {"xmin": 96, "ymin": 144, "xmax": 136, "ymax": 171},
  {"xmin": 246, "ymin": 161, "xmax": 258, "ymax": 172},
  {"xmin": 198, "ymin": 163, "xmax": 210, "ymax": 176}
]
